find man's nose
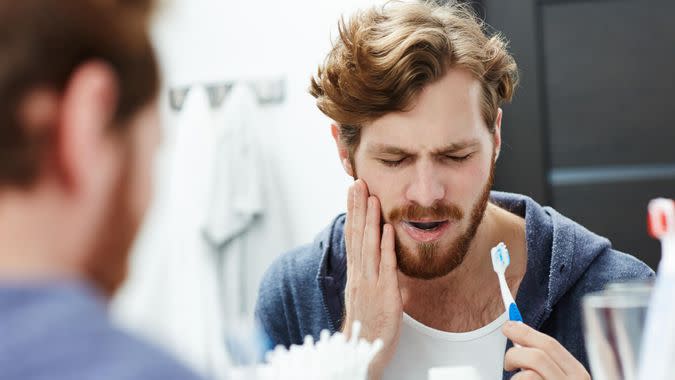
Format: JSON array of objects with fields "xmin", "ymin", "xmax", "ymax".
[{"xmin": 404, "ymin": 161, "xmax": 445, "ymax": 208}]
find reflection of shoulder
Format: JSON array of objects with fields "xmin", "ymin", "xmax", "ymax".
[
  {"xmin": 255, "ymin": 238, "xmax": 327, "ymax": 348},
  {"xmin": 256, "ymin": 226, "xmax": 328, "ymax": 314},
  {"xmin": 256, "ymin": 213, "xmax": 344, "ymax": 320},
  {"xmin": 261, "ymin": 213, "xmax": 345, "ymax": 293},
  {"xmin": 263, "ymin": 242, "xmax": 323, "ymax": 291},
  {"xmin": 584, "ymin": 248, "xmax": 654, "ymax": 287}
]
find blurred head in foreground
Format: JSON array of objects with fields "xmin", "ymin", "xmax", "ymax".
[{"xmin": 0, "ymin": 0, "xmax": 160, "ymax": 296}]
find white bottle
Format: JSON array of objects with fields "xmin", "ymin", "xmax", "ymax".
[{"xmin": 637, "ymin": 198, "xmax": 675, "ymax": 380}]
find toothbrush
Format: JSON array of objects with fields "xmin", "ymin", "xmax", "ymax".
[{"xmin": 491, "ymin": 242, "xmax": 523, "ymax": 323}]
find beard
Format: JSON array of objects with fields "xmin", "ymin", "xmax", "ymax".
[
  {"xmin": 387, "ymin": 156, "xmax": 495, "ymax": 280},
  {"xmin": 83, "ymin": 141, "xmax": 143, "ymax": 298}
]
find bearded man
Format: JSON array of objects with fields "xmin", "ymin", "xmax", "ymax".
[{"xmin": 255, "ymin": 2, "xmax": 653, "ymax": 379}]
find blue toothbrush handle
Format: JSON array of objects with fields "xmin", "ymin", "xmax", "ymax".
[{"xmin": 509, "ymin": 303, "xmax": 523, "ymax": 322}]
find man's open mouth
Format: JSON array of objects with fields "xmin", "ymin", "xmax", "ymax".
[{"xmin": 405, "ymin": 220, "xmax": 449, "ymax": 231}]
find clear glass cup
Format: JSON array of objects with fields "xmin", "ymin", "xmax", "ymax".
[{"xmin": 582, "ymin": 280, "xmax": 653, "ymax": 380}]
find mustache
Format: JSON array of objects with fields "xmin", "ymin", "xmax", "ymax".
[{"xmin": 387, "ymin": 201, "xmax": 463, "ymax": 222}]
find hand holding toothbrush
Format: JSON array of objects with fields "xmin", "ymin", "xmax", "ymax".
[
  {"xmin": 492, "ymin": 243, "xmax": 589, "ymax": 379},
  {"xmin": 501, "ymin": 322, "xmax": 590, "ymax": 380},
  {"xmin": 342, "ymin": 179, "xmax": 403, "ymax": 380}
]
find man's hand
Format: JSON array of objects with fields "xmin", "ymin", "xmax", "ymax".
[
  {"xmin": 502, "ymin": 321, "xmax": 591, "ymax": 380},
  {"xmin": 342, "ymin": 180, "xmax": 403, "ymax": 380}
]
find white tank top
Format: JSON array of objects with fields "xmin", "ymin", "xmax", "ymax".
[{"xmin": 383, "ymin": 311, "xmax": 508, "ymax": 380}]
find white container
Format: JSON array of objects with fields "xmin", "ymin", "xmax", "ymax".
[
  {"xmin": 637, "ymin": 198, "xmax": 675, "ymax": 380},
  {"xmin": 428, "ymin": 366, "xmax": 482, "ymax": 380}
]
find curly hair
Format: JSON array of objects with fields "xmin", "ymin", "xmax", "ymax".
[{"xmin": 309, "ymin": 1, "xmax": 518, "ymax": 155}]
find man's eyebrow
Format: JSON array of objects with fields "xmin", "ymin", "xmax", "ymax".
[
  {"xmin": 366, "ymin": 139, "xmax": 481, "ymax": 155},
  {"xmin": 432, "ymin": 139, "xmax": 481, "ymax": 154},
  {"xmin": 366, "ymin": 144, "xmax": 413, "ymax": 156}
]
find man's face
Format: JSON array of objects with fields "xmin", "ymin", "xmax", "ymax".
[
  {"xmin": 350, "ymin": 69, "xmax": 499, "ymax": 279},
  {"xmin": 84, "ymin": 104, "xmax": 160, "ymax": 296}
]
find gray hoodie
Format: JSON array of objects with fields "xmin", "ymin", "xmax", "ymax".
[{"xmin": 255, "ymin": 191, "xmax": 654, "ymax": 378}]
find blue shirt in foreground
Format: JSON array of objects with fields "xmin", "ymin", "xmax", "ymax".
[
  {"xmin": 255, "ymin": 191, "xmax": 654, "ymax": 379},
  {"xmin": 0, "ymin": 281, "xmax": 204, "ymax": 380}
]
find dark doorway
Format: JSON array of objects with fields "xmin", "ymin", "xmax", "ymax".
[{"xmin": 483, "ymin": 0, "xmax": 675, "ymax": 269}]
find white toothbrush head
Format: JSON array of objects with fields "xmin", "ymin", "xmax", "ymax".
[
  {"xmin": 490, "ymin": 242, "xmax": 510, "ymax": 274},
  {"xmin": 490, "ymin": 242, "xmax": 523, "ymax": 323}
]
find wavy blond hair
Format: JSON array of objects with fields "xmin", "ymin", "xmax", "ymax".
[{"xmin": 310, "ymin": 1, "xmax": 518, "ymax": 154}]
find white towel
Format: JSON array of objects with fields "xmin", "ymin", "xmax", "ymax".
[{"xmin": 112, "ymin": 83, "xmax": 293, "ymax": 380}]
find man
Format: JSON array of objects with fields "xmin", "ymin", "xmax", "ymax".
[
  {"xmin": 255, "ymin": 2, "xmax": 653, "ymax": 379},
  {"xmin": 0, "ymin": 1, "xmax": 202, "ymax": 379}
]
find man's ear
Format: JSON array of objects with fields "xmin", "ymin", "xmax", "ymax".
[
  {"xmin": 331, "ymin": 123, "xmax": 354, "ymax": 177},
  {"xmin": 493, "ymin": 108, "xmax": 503, "ymax": 161},
  {"xmin": 57, "ymin": 61, "xmax": 119, "ymax": 193}
]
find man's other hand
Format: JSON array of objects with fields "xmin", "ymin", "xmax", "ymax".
[{"xmin": 503, "ymin": 321, "xmax": 591, "ymax": 380}]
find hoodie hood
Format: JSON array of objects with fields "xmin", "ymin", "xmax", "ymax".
[
  {"xmin": 490, "ymin": 192, "xmax": 610, "ymax": 329},
  {"xmin": 315, "ymin": 191, "xmax": 612, "ymax": 330}
]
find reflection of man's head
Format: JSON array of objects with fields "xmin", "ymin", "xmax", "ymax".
[
  {"xmin": 311, "ymin": 2, "xmax": 519, "ymax": 279},
  {"xmin": 0, "ymin": 0, "xmax": 159, "ymax": 296}
]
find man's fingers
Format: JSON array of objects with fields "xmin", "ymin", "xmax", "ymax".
[
  {"xmin": 350, "ymin": 180, "xmax": 367, "ymax": 275},
  {"xmin": 345, "ymin": 182, "xmax": 354, "ymax": 260},
  {"xmin": 379, "ymin": 224, "xmax": 398, "ymax": 279},
  {"xmin": 504, "ymin": 346, "xmax": 565, "ymax": 379},
  {"xmin": 503, "ymin": 322, "xmax": 582, "ymax": 376},
  {"xmin": 362, "ymin": 196, "xmax": 381, "ymax": 279}
]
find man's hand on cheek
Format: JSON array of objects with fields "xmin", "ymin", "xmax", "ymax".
[
  {"xmin": 343, "ymin": 179, "xmax": 403, "ymax": 380},
  {"xmin": 502, "ymin": 321, "xmax": 591, "ymax": 380}
]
